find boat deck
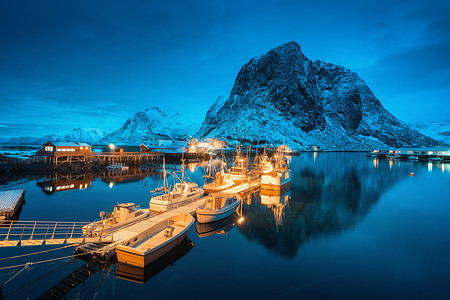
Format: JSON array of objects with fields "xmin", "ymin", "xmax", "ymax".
[{"xmin": 136, "ymin": 222, "xmax": 185, "ymax": 251}]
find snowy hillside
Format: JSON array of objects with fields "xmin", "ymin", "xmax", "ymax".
[
  {"xmin": 409, "ymin": 121, "xmax": 450, "ymax": 146},
  {"xmin": 197, "ymin": 41, "xmax": 443, "ymax": 150},
  {"xmin": 0, "ymin": 128, "xmax": 111, "ymax": 145},
  {"xmin": 101, "ymin": 107, "xmax": 200, "ymax": 144}
]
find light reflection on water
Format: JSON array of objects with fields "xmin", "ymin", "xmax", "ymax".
[{"xmin": 0, "ymin": 152, "xmax": 449, "ymax": 299}]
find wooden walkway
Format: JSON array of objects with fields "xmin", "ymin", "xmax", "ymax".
[
  {"xmin": 93, "ymin": 198, "xmax": 206, "ymax": 259},
  {"xmin": 0, "ymin": 189, "xmax": 25, "ymax": 219}
]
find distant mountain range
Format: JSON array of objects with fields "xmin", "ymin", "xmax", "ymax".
[
  {"xmin": 0, "ymin": 108, "xmax": 200, "ymax": 146},
  {"xmin": 0, "ymin": 42, "xmax": 448, "ymax": 149},
  {"xmin": 409, "ymin": 120, "xmax": 450, "ymax": 146},
  {"xmin": 197, "ymin": 41, "xmax": 445, "ymax": 150}
]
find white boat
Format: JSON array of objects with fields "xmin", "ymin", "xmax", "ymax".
[
  {"xmin": 196, "ymin": 194, "xmax": 241, "ymax": 223},
  {"xmin": 253, "ymin": 148, "xmax": 274, "ymax": 175},
  {"xmin": 116, "ymin": 213, "xmax": 195, "ymax": 268},
  {"xmin": 83, "ymin": 203, "xmax": 150, "ymax": 237},
  {"xmin": 386, "ymin": 153, "xmax": 401, "ymax": 159},
  {"xmin": 408, "ymin": 156, "xmax": 419, "ymax": 160},
  {"xmin": 261, "ymin": 150, "xmax": 291, "ymax": 191},
  {"xmin": 203, "ymin": 156, "xmax": 235, "ymax": 193},
  {"xmin": 149, "ymin": 159, "xmax": 204, "ymax": 212},
  {"xmin": 106, "ymin": 163, "xmax": 129, "ymax": 171},
  {"xmin": 229, "ymin": 146, "xmax": 250, "ymax": 183}
]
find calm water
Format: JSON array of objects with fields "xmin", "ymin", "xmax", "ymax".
[{"xmin": 0, "ymin": 152, "xmax": 449, "ymax": 299}]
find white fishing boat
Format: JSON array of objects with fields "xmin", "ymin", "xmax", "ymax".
[
  {"xmin": 261, "ymin": 149, "xmax": 291, "ymax": 191},
  {"xmin": 149, "ymin": 159, "xmax": 204, "ymax": 212},
  {"xmin": 83, "ymin": 203, "xmax": 150, "ymax": 237},
  {"xmin": 203, "ymin": 156, "xmax": 235, "ymax": 193},
  {"xmin": 408, "ymin": 156, "xmax": 419, "ymax": 160},
  {"xmin": 386, "ymin": 152, "xmax": 401, "ymax": 159},
  {"xmin": 116, "ymin": 213, "xmax": 195, "ymax": 268},
  {"xmin": 196, "ymin": 194, "xmax": 241, "ymax": 223},
  {"xmin": 252, "ymin": 148, "xmax": 274, "ymax": 175},
  {"xmin": 229, "ymin": 146, "xmax": 250, "ymax": 183}
]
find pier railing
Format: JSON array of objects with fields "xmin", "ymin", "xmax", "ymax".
[{"xmin": 0, "ymin": 220, "xmax": 104, "ymax": 247}]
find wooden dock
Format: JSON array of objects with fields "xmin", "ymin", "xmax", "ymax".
[
  {"xmin": 89, "ymin": 198, "xmax": 206, "ymax": 260},
  {"xmin": 0, "ymin": 189, "xmax": 25, "ymax": 220}
]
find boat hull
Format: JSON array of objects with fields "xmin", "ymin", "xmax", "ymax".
[
  {"xmin": 196, "ymin": 200, "xmax": 240, "ymax": 223},
  {"xmin": 261, "ymin": 170, "xmax": 291, "ymax": 191}
]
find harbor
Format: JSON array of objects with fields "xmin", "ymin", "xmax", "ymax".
[{"xmin": 0, "ymin": 152, "xmax": 449, "ymax": 299}]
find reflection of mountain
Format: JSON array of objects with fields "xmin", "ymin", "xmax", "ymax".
[
  {"xmin": 237, "ymin": 153, "xmax": 414, "ymax": 258},
  {"xmin": 101, "ymin": 170, "xmax": 157, "ymax": 188}
]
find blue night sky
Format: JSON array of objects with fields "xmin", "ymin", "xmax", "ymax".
[{"xmin": 1, "ymin": 0, "xmax": 449, "ymax": 137}]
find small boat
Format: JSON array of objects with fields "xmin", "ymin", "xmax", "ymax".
[
  {"xmin": 429, "ymin": 157, "xmax": 443, "ymax": 162},
  {"xmin": 149, "ymin": 159, "xmax": 204, "ymax": 212},
  {"xmin": 106, "ymin": 163, "xmax": 129, "ymax": 171},
  {"xmin": 261, "ymin": 149, "xmax": 291, "ymax": 191},
  {"xmin": 115, "ymin": 213, "xmax": 195, "ymax": 268},
  {"xmin": 385, "ymin": 153, "xmax": 401, "ymax": 159},
  {"xmin": 83, "ymin": 203, "xmax": 150, "ymax": 237},
  {"xmin": 115, "ymin": 237, "xmax": 194, "ymax": 283},
  {"xmin": 408, "ymin": 156, "xmax": 419, "ymax": 160},
  {"xmin": 196, "ymin": 194, "xmax": 241, "ymax": 223}
]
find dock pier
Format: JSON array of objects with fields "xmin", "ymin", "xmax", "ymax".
[{"xmin": 0, "ymin": 189, "xmax": 25, "ymax": 220}]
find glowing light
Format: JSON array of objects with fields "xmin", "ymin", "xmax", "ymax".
[
  {"xmin": 109, "ymin": 143, "xmax": 115, "ymax": 149},
  {"xmin": 109, "ymin": 182, "xmax": 114, "ymax": 188},
  {"xmin": 373, "ymin": 158, "xmax": 378, "ymax": 168},
  {"xmin": 428, "ymin": 162, "xmax": 432, "ymax": 172},
  {"xmin": 79, "ymin": 184, "xmax": 82, "ymax": 189},
  {"xmin": 85, "ymin": 183, "xmax": 88, "ymax": 188}
]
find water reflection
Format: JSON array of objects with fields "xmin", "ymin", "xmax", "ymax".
[
  {"xmin": 237, "ymin": 153, "xmax": 415, "ymax": 259},
  {"xmin": 196, "ymin": 213, "xmax": 238, "ymax": 238}
]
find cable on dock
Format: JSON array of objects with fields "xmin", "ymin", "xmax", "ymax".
[{"xmin": 0, "ymin": 244, "xmax": 75, "ymax": 261}]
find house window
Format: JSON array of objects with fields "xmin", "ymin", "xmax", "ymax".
[{"xmin": 45, "ymin": 146, "xmax": 53, "ymax": 151}]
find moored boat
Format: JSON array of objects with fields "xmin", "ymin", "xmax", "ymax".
[
  {"xmin": 196, "ymin": 194, "xmax": 241, "ymax": 223},
  {"xmin": 116, "ymin": 213, "xmax": 195, "ymax": 268},
  {"xmin": 203, "ymin": 156, "xmax": 235, "ymax": 193},
  {"xmin": 229, "ymin": 146, "xmax": 250, "ymax": 183},
  {"xmin": 261, "ymin": 150, "xmax": 291, "ymax": 191},
  {"xmin": 429, "ymin": 156, "xmax": 443, "ymax": 162},
  {"xmin": 83, "ymin": 203, "xmax": 150, "ymax": 237},
  {"xmin": 149, "ymin": 159, "xmax": 204, "ymax": 212},
  {"xmin": 408, "ymin": 156, "xmax": 419, "ymax": 160}
]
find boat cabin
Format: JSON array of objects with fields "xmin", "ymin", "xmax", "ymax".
[{"xmin": 111, "ymin": 203, "xmax": 139, "ymax": 222}]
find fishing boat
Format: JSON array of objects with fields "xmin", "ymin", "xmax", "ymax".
[
  {"xmin": 149, "ymin": 159, "xmax": 204, "ymax": 212},
  {"xmin": 115, "ymin": 213, "xmax": 195, "ymax": 268},
  {"xmin": 196, "ymin": 194, "xmax": 241, "ymax": 223},
  {"xmin": 386, "ymin": 152, "xmax": 401, "ymax": 159},
  {"xmin": 429, "ymin": 156, "xmax": 443, "ymax": 162},
  {"xmin": 408, "ymin": 156, "xmax": 419, "ymax": 160},
  {"xmin": 252, "ymin": 148, "xmax": 274, "ymax": 175},
  {"xmin": 203, "ymin": 156, "xmax": 235, "ymax": 193},
  {"xmin": 229, "ymin": 146, "xmax": 250, "ymax": 183},
  {"xmin": 261, "ymin": 149, "xmax": 291, "ymax": 191},
  {"xmin": 83, "ymin": 203, "xmax": 150, "ymax": 237}
]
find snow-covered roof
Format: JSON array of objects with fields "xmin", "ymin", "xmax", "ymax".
[
  {"xmin": 154, "ymin": 134, "xmax": 172, "ymax": 140},
  {"xmin": 49, "ymin": 142, "xmax": 91, "ymax": 147}
]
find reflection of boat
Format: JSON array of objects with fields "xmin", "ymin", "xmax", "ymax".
[
  {"xmin": 83, "ymin": 203, "xmax": 150, "ymax": 236},
  {"xmin": 106, "ymin": 163, "xmax": 129, "ymax": 171},
  {"xmin": 116, "ymin": 213, "xmax": 195, "ymax": 268},
  {"xmin": 115, "ymin": 237, "xmax": 194, "ymax": 283},
  {"xmin": 150, "ymin": 159, "xmax": 204, "ymax": 212},
  {"xmin": 261, "ymin": 149, "xmax": 291, "ymax": 191},
  {"xmin": 195, "ymin": 213, "xmax": 238, "ymax": 238},
  {"xmin": 196, "ymin": 194, "xmax": 241, "ymax": 223}
]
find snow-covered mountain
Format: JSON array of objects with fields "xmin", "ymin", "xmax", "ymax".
[
  {"xmin": 197, "ymin": 41, "xmax": 443, "ymax": 150},
  {"xmin": 0, "ymin": 128, "xmax": 111, "ymax": 145},
  {"xmin": 409, "ymin": 121, "xmax": 450, "ymax": 146},
  {"xmin": 101, "ymin": 107, "xmax": 200, "ymax": 144}
]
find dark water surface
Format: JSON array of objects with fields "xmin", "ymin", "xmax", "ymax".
[{"xmin": 0, "ymin": 152, "xmax": 449, "ymax": 299}]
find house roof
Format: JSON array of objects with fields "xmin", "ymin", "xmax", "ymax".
[
  {"xmin": 154, "ymin": 134, "xmax": 172, "ymax": 140},
  {"xmin": 48, "ymin": 142, "xmax": 91, "ymax": 147}
]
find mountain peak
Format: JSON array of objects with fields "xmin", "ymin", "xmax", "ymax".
[{"xmin": 197, "ymin": 42, "xmax": 443, "ymax": 150}]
